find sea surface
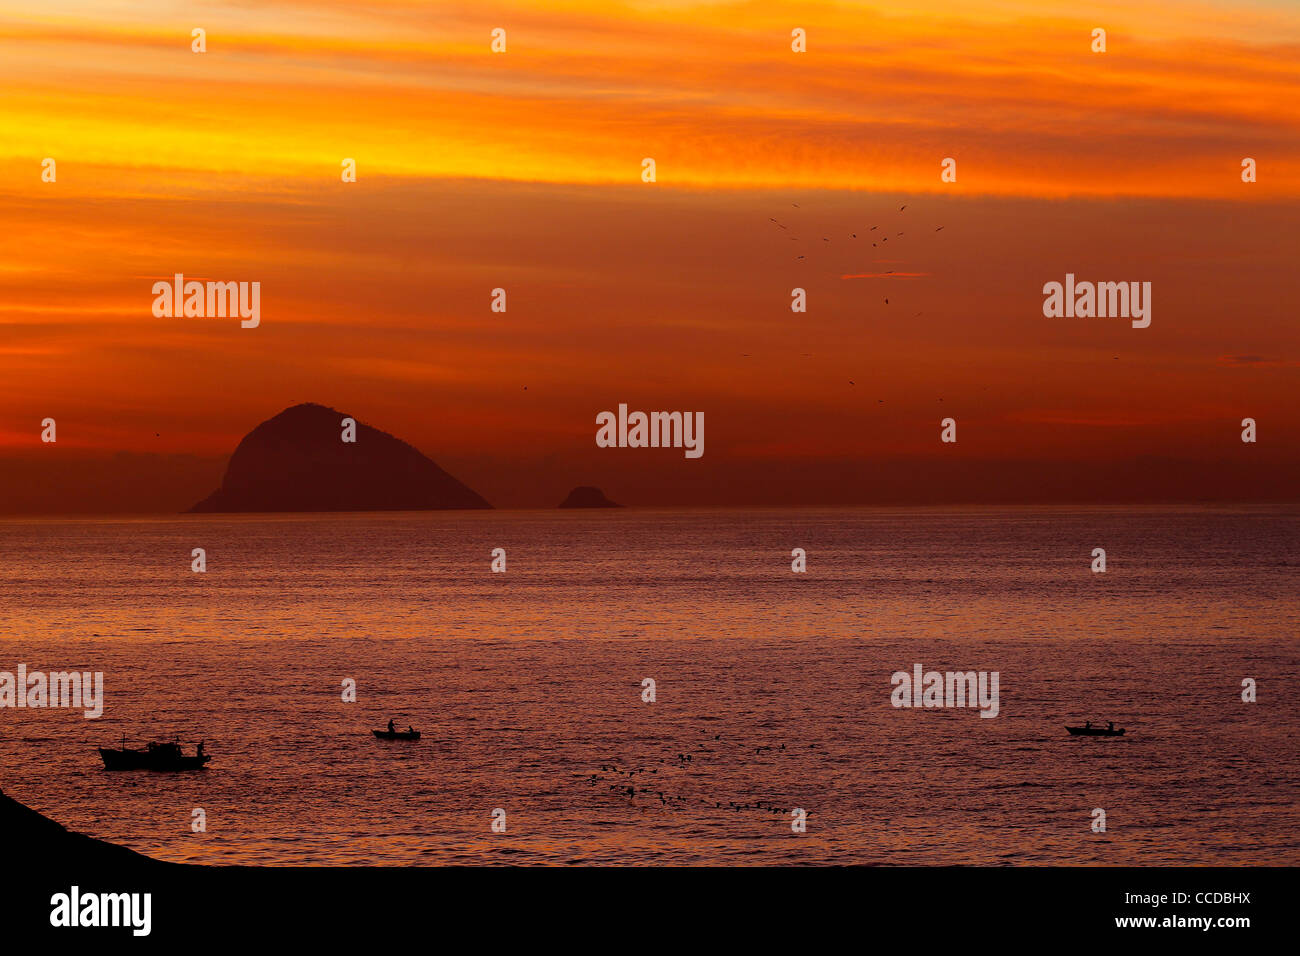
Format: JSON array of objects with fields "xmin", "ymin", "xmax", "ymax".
[{"xmin": 0, "ymin": 507, "xmax": 1296, "ymax": 865}]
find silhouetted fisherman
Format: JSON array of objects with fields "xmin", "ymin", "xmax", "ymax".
[
  {"xmin": 1107, "ymin": 721, "xmax": 1114, "ymax": 731},
  {"xmin": 387, "ymin": 719, "xmax": 395, "ymax": 733}
]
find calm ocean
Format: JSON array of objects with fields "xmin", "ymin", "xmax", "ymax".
[{"xmin": 1, "ymin": 507, "xmax": 1296, "ymax": 864}]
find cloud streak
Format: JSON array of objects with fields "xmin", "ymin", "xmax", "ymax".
[{"xmin": 2, "ymin": 0, "xmax": 1297, "ymax": 197}]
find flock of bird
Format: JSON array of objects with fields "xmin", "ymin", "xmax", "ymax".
[
  {"xmin": 769, "ymin": 200, "xmax": 944, "ymax": 289},
  {"xmin": 583, "ymin": 732, "xmax": 816, "ymax": 817},
  {"xmin": 765, "ymin": 199, "xmax": 946, "ymax": 391}
]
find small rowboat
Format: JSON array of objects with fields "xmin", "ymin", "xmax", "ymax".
[
  {"xmin": 1066, "ymin": 725, "xmax": 1125, "ymax": 737},
  {"xmin": 372, "ymin": 729, "xmax": 420, "ymax": 741}
]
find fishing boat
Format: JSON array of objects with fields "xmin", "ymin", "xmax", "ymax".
[
  {"xmin": 372, "ymin": 728, "xmax": 420, "ymax": 741},
  {"xmin": 1066, "ymin": 725, "xmax": 1125, "ymax": 737},
  {"xmin": 99, "ymin": 740, "xmax": 211, "ymax": 771}
]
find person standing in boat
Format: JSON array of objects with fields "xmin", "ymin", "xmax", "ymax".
[
  {"xmin": 387, "ymin": 719, "xmax": 395, "ymax": 734},
  {"xmin": 1107, "ymin": 722, "xmax": 1114, "ymax": 732},
  {"xmin": 197, "ymin": 740, "xmax": 205, "ymax": 759},
  {"xmin": 1084, "ymin": 721, "xmax": 1091, "ymax": 730}
]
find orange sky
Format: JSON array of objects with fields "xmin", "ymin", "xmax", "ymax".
[{"xmin": 1, "ymin": 0, "xmax": 1297, "ymax": 509}]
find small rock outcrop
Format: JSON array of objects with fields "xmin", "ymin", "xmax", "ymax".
[{"xmin": 558, "ymin": 486, "xmax": 621, "ymax": 508}]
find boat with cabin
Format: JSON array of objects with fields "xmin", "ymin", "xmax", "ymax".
[{"xmin": 99, "ymin": 739, "xmax": 211, "ymax": 771}]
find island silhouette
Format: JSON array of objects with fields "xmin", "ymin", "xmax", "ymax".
[{"xmin": 189, "ymin": 403, "xmax": 491, "ymax": 513}]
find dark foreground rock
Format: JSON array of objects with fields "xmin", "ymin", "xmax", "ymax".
[
  {"xmin": 1, "ymin": 786, "xmax": 164, "ymax": 869},
  {"xmin": 189, "ymin": 403, "xmax": 491, "ymax": 512}
]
